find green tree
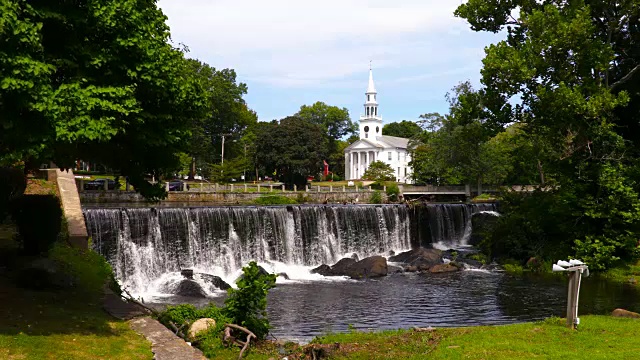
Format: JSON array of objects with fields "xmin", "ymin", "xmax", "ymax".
[
  {"xmin": 296, "ymin": 101, "xmax": 357, "ymax": 177},
  {"xmin": 362, "ymin": 161, "xmax": 395, "ymax": 183},
  {"xmin": 382, "ymin": 120, "xmax": 422, "ymax": 138},
  {"xmin": 0, "ymin": 0, "xmax": 209, "ymax": 200},
  {"xmin": 255, "ymin": 117, "xmax": 328, "ymax": 187},
  {"xmin": 455, "ymin": 0, "xmax": 640, "ymax": 269}
]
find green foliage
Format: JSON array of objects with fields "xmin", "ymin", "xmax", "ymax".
[
  {"xmin": 0, "ymin": 167, "xmax": 26, "ymax": 218},
  {"xmin": 224, "ymin": 261, "xmax": 277, "ymax": 340},
  {"xmin": 370, "ymin": 191, "xmax": 383, "ymax": 204},
  {"xmin": 10, "ymin": 195, "xmax": 62, "ymax": 255},
  {"xmin": 253, "ymin": 195, "xmax": 297, "ymax": 205},
  {"xmin": 382, "ymin": 120, "xmax": 423, "ymax": 139},
  {"xmin": 503, "ymin": 263, "xmax": 524, "ymax": 274},
  {"xmin": 296, "ymin": 101, "xmax": 356, "ymax": 142},
  {"xmin": 158, "ymin": 303, "xmax": 230, "ymax": 332},
  {"xmin": 362, "ymin": 161, "xmax": 395, "ymax": 182},
  {"xmin": 1, "ymin": 1, "xmax": 210, "ymax": 199},
  {"xmin": 468, "ymin": 253, "xmax": 488, "ymax": 265},
  {"xmin": 255, "ymin": 117, "xmax": 328, "ymax": 188},
  {"xmin": 447, "ymin": 0, "xmax": 640, "ymax": 270},
  {"xmin": 385, "ymin": 182, "xmax": 400, "ymax": 202}
]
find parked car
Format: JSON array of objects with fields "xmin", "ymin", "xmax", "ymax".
[
  {"xmin": 84, "ymin": 178, "xmax": 117, "ymax": 190},
  {"xmin": 168, "ymin": 180, "xmax": 189, "ymax": 191}
]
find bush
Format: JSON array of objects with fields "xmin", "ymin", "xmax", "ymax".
[
  {"xmin": 254, "ymin": 195, "xmax": 297, "ymax": 205},
  {"xmin": 11, "ymin": 195, "xmax": 63, "ymax": 255},
  {"xmin": 224, "ymin": 261, "xmax": 276, "ymax": 339},
  {"xmin": 0, "ymin": 167, "xmax": 26, "ymax": 219},
  {"xmin": 386, "ymin": 182, "xmax": 400, "ymax": 201},
  {"xmin": 370, "ymin": 191, "xmax": 383, "ymax": 204}
]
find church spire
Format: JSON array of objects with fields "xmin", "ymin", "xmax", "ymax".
[{"xmin": 367, "ymin": 61, "xmax": 376, "ymax": 94}]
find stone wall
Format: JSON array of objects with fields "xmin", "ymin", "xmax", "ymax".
[
  {"xmin": 44, "ymin": 169, "xmax": 88, "ymax": 248},
  {"xmin": 80, "ymin": 190, "xmax": 385, "ymax": 205}
]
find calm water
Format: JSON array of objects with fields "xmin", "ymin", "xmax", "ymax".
[{"xmin": 148, "ymin": 270, "xmax": 640, "ymax": 343}]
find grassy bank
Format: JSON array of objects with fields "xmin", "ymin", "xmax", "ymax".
[
  {"xmin": 0, "ymin": 223, "xmax": 152, "ymax": 359},
  {"xmin": 220, "ymin": 315, "xmax": 639, "ymax": 359}
]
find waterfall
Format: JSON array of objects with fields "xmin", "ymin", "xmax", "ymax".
[
  {"xmin": 84, "ymin": 204, "xmax": 413, "ymax": 295},
  {"xmin": 423, "ymin": 203, "xmax": 497, "ymax": 249}
]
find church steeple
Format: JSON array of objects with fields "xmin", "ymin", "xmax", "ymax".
[{"xmin": 359, "ymin": 63, "xmax": 382, "ymax": 140}]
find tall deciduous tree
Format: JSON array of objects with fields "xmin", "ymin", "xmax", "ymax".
[
  {"xmin": 382, "ymin": 120, "xmax": 422, "ymax": 139},
  {"xmin": 362, "ymin": 161, "xmax": 395, "ymax": 183},
  {"xmin": 455, "ymin": 0, "xmax": 640, "ymax": 269},
  {"xmin": 0, "ymin": 0, "xmax": 209, "ymax": 199},
  {"xmin": 255, "ymin": 117, "xmax": 328, "ymax": 187}
]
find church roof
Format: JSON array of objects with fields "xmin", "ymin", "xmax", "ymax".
[
  {"xmin": 378, "ymin": 135, "xmax": 409, "ymax": 148},
  {"xmin": 344, "ymin": 135, "xmax": 409, "ymax": 151}
]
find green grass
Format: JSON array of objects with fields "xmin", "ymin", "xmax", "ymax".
[
  {"xmin": 308, "ymin": 316, "xmax": 640, "ymax": 359},
  {"xmin": 0, "ymin": 224, "xmax": 152, "ymax": 359},
  {"xmin": 602, "ymin": 261, "xmax": 640, "ymax": 286}
]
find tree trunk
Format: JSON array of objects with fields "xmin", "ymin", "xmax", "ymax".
[
  {"xmin": 477, "ymin": 176, "xmax": 482, "ymax": 196},
  {"xmin": 189, "ymin": 157, "xmax": 196, "ymax": 180},
  {"xmin": 537, "ymin": 160, "xmax": 545, "ymax": 186}
]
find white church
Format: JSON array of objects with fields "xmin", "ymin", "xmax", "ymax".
[{"xmin": 344, "ymin": 68, "xmax": 413, "ymax": 183}]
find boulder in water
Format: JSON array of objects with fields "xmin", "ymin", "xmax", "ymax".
[
  {"xmin": 389, "ymin": 248, "xmax": 443, "ymax": 268},
  {"xmin": 345, "ymin": 256, "xmax": 388, "ymax": 279},
  {"xmin": 405, "ymin": 265, "xmax": 418, "ymax": 272},
  {"xmin": 331, "ymin": 258, "xmax": 357, "ymax": 274},
  {"xmin": 350, "ymin": 253, "xmax": 360, "ymax": 262},
  {"xmin": 198, "ymin": 273, "xmax": 231, "ymax": 291},
  {"xmin": 174, "ymin": 279, "xmax": 208, "ymax": 298},
  {"xmin": 388, "ymin": 265, "xmax": 404, "ymax": 274},
  {"xmin": 181, "ymin": 269, "xmax": 194, "ymax": 280},
  {"xmin": 311, "ymin": 264, "xmax": 333, "ymax": 276},
  {"xmin": 429, "ymin": 263, "xmax": 460, "ymax": 273},
  {"xmin": 277, "ymin": 272, "xmax": 290, "ymax": 280}
]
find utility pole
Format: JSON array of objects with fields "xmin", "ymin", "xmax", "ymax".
[{"xmin": 221, "ymin": 133, "xmax": 232, "ymax": 178}]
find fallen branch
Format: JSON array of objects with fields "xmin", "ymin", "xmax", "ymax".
[
  {"xmin": 120, "ymin": 287, "xmax": 160, "ymax": 317},
  {"xmin": 223, "ymin": 324, "xmax": 256, "ymax": 359}
]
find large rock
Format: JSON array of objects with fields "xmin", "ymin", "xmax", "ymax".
[
  {"xmin": 470, "ymin": 212, "xmax": 499, "ymax": 246},
  {"xmin": 198, "ymin": 273, "xmax": 231, "ymax": 291},
  {"xmin": 611, "ymin": 308, "xmax": 640, "ymax": 319},
  {"xmin": 344, "ymin": 256, "xmax": 388, "ymax": 279},
  {"xmin": 389, "ymin": 248, "xmax": 443, "ymax": 268},
  {"xmin": 310, "ymin": 264, "xmax": 332, "ymax": 276},
  {"xmin": 331, "ymin": 258, "xmax": 357, "ymax": 274},
  {"xmin": 174, "ymin": 279, "xmax": 208, "ymax": 298},
  {"xmin": 429, "ymin": 263, "xmax": 460, "ymax": 273},
  {"xmin": 188, "ymin": 318, "xmax": 216, "ymax": 340}
]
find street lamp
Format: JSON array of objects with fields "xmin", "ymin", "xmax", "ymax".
[{"xmin": 552, "ymin": 259, "xmax": 589, "ymax": 329}]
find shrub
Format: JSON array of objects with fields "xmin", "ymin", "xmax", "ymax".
[
  {"xmin": 370, "ymin": 191, "xmax": 383, "ymax": 204},
  {"xmin": 224, "ymin": 261, "xmax": 276, "ymax": 339},
  {"xmin": 11, "ymin": 195, "xmax": 62, "ymax": 255},
  {"xmin": 254, "ymin": 195, "xmax": 297, "ymax": 205},
  {"xmin": 0, "ymin": 167, "xmax": 26, "ymax": 219},
  {"xmin": 386, "ymin": 182, "xmax": 400, "ymax": 201}
]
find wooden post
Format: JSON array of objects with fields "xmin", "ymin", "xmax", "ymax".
[
  {"xmin": 565, "ymin": 270, "xmax": 584, "ymax": 329},
  {"xmin": 165, "ymin": 182, "xmax": 170, "ymax": 192},
  {"xmin": 342, "ymin": 185, "xmax": 345, "ymax": 192},
  {"xmin": 383, "ymin": 185, "xmax": 387, "ymax": 192},
  {"xmin": 330, "ymin": 185, "xmax": 333, "ymax": 192},
  {"xmin": 183, "ymin": 182, "xmax": 188, "ymax": 191},
  {"xmin": 215, "ymin": 183, "xmax": 218, "ymax": 192},
  {"xmin": 369, "ymin": 186, "xmax": 372, "ymax": 191},
  {"xmin": 281, "ymin": 184, "xmax": 285, "ymax": 192},
  {"xmin": 244, "ymin": 184, "xmax": 247, "ymax": 192},
  {"xmin": 230, "ymin": 184, "xmax": 234, "ymax": 192},
  {"xmin": 270, "ymin": 185, "xmax": 273, "ymax": 192},
  {"xmin": 355, "ymin": 185, "xmax": 358, "ymax": 192},
  {"xmin": 305, "ymin": 185, "xmax": 309, "ymax": 192},
  {"xmin": 317, "ymin": 185, "xmax": 320, "ymax": 192},
  {"xmin": 257, "ymin": 184, "xmax": 260, "ymax": 192},
  {"xmin": 294, "ymin": 184, "xmax": 297, "ymax": 192},
  {"xmin": 200, "ymin": 182, "xmax": 203, "ymax": 192}
]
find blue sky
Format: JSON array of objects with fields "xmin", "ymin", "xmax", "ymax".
[{"xmin": 158, "ymin": 0, "xmax": 504, "ymax": 125}]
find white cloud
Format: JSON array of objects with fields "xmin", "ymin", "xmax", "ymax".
[{"xmin": 158, "ymin": 0, "xmax": 484, "ymax": 87}]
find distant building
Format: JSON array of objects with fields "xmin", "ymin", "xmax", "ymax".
[{"xmin": 344, "ymin": 67, "xmax": 413, "ymax": 183}]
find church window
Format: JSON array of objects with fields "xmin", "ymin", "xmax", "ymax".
[
  {"xmin": 398, "ymin": 152, "xmax": 400, "ymax": 160},
  {"xmin": 375, "ymin": 107, "xmax": 377, "ymax": 116},
  {"xmin": 366, "ymin": 107, "xmax": 369, "ymax": 116},
  {"xmin": 388, "ymin": 152, "xmax": 392, "ymax": 160},
  {"xmin": 365, "ymin": 133, "xmax": 368, "ymax": 138},
  {"xmin": 376, "ymin": 126, "xmax": 379, "ymax": 133},
  {"xmin": 364, "ymin": 126, "xmax": 369, "ymax": 132},
  {"xmin": 368, "ymin": 95, "xmax": 370, "ymax": 101},
  {"xmin": 404, "ymin": 168, "xmax": 407, "ymax": 177}
]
